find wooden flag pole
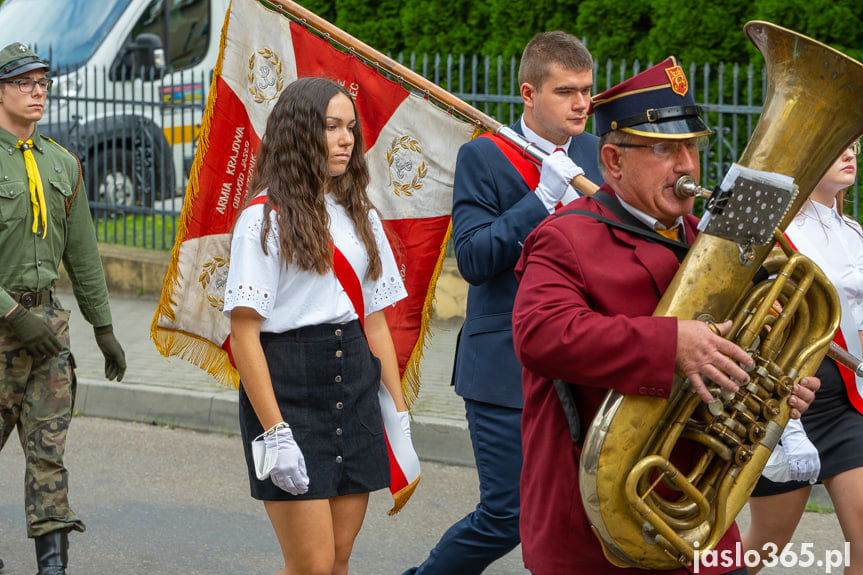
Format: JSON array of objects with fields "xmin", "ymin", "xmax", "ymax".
[{"xmin": 264, "ymin": 0, "xmax": 600, "ymax": 195}]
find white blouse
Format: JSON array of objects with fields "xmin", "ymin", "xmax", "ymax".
[
  {"xmin": 223, "ymin": 193, "xmax": 407, "ymax": 333},
  {"xmin": 786, "ymin": 199, "xmax": 863, "ymax": 330}
]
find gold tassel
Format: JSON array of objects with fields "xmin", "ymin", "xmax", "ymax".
[
  {"xmin": 400, "ymin": 127, "xmax": 482, "ymax": 408},
  {"xmin": 151, "ymin": 327, "xmax": 240, "ymax": 389},
  {"xmin": 387, "ymin": 473, "xmax": 422, "ymax": 515}
]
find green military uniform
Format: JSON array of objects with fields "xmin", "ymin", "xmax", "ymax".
[
  {"xmin": 1, "ymin": 40, "xmax": 125, "ymax": 574},
  {"xmin": 0, "ymin": 124, "xmax": 112, "ymax": 322},
  {"xmin": 0, "ymin": 122, "xmax": 113, "ymax": 536}
]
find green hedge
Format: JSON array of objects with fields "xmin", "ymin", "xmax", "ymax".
[{"xmin": 296, "ymin": 0, "xmax": 863, "ymax": 64}]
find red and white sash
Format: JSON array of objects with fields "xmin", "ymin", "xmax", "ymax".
[{"xmin": 481, "ymin": 132, "xmax": 540, "ymax": 190}]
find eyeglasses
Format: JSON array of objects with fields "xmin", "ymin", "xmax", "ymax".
[
  {"xmin": 1, "ymin": 78, "xmax": 53, "ymax": 93},
  {"xmin": 849, "ymin": 141, "xmax": 861, "ymax": 157},
  {"xmin": 614, "ymin": 136, "xmax": 709, "ymax": 160}
]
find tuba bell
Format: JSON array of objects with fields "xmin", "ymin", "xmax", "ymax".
[{"xmin": 579, "ymin": 21, "xmax": 863, "ymax": 569}]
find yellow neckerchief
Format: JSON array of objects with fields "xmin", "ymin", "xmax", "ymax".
[
  {"xmin": 15, "ymin": 138, "xmax": 47, "ymax": 237},
  {"xmin": 655, "ymin": 226, "xmax": 680, "ymax": 241}
]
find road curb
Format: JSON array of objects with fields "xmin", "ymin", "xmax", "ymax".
[
  {"xmin": 75, "ymin": 379, "xmax": 476, "ymax": 467},
  {"xmin": 76, "ymin": 378, "xmax": 240, "ymax": 435}
]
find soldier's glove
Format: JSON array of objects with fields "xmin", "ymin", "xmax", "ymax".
[
  {"xmin": 94, "ymin": 324, "xmax": 126, "ymax": 382},
  {"xmin": 2, "ymin": 305, "xmax": 65, "ymax": 358}
]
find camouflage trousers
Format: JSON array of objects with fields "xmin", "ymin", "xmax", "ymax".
[{"xmin": 0, "ymin": 299, "xmax": 85, "ymax": 537}]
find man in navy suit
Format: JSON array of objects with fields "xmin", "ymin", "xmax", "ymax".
[{"xmin": 404, "ymin": 31, "xmax": 603, "ymax": 574}]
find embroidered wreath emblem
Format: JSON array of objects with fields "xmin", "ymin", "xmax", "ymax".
[
  {"xmin": 199, "ymin": 256, "xmax": 229, "ymax": 310},
  {"xmin": 248, "ymin": 48, "xmax": 285, "ymax": 104},
  {"xmin": 386, "ymin": 135, "xmax": 427, "ymax": 197}
]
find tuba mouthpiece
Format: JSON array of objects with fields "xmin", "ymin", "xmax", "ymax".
[{"xmin": 674, "ymin": 175, "xmax": 712, "ymax": 200}]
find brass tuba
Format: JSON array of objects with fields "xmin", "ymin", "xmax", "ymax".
[{"xmin": 579, "ymin": 21, "xmax": 863, "ymax": 570}]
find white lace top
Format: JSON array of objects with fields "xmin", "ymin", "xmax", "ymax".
[
  {"xmin": 786, "ymin": 199, "xmax": 863, "ymax": 330},
  {"xmin": 223, "ymin": 193, "xmax": 407, "ymax": 333}
]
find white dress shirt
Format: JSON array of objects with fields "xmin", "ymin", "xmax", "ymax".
[{"xmin": 786, "ymin": 199, "xmax": 863, "ymax": 330}]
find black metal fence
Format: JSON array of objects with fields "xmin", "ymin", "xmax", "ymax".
[
  {"xmin": 39, "ymin": 56, "xmax": 859, "ymax": 250},
  {"xmin": 40, "ymin": 66, "xmax": 205, "ymax": 250}
]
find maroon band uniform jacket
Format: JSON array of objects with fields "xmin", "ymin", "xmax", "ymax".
[{"xmin": 512, "ymin": 185, "xmax": 742, "ymax": 575}]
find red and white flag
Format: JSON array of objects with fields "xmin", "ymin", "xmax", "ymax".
[{"xmin": 150, "ymin": 0, "xmax": 476, "ymax": 513}]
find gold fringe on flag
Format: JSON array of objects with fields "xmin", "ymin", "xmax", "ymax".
[{"xmin": 400, "ymin": 220, "xmax": 453, "ymax": 410}]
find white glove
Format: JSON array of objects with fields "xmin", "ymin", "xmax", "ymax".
[
  {"xmin": 782, "ymin": 418, "xmax": 821, "ymax": 483},
  {"xmin": 397, "ymin": 410, "xmax": 412, "ymax": 438},
  {"xmin": 263, "ymin": 422, "xmax": 309, "ymax": 495},
  {"xmin": 763, "ymin": 418, "xmax": 820, "ymax": 484},
  {"xmin": 535, "ymin": 150, "xmax": 584, "ymax": 211}
]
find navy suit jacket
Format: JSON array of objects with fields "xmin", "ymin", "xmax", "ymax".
[{"xmin": 450, "ymin": 121, "xmax": 602, "ymax": 408}]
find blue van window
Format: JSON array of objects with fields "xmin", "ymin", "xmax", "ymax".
[
  {"xmin": 131, "ymin": 0, "xmax": 211, "ymax": 71},
  {"xmin": 0, "ymin": 0, "xmax": 130, "ymax": 70}
]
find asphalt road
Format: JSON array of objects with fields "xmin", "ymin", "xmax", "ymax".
[
  {"xmin": 0, "ymin": 417, "xmax": 847, "ymax": 575},
  {"xmin": 0, "ymin": 416, "xmax": 527, "ymax": 575}
]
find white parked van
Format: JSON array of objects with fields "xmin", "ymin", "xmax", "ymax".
[{"xmin": 0, "ymin": 0, "xmax": 230, "ymax": 208}]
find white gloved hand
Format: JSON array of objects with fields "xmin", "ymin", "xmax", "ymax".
[
  {"xmin": 397, "ymin": 410, "xmax": 412, "ymax": 438},
  {"xmin": 782, "ymin": 418, "xmax": 820, "ymax": 483},
  {"xmin": 534, "ymin": 150, "xmax": 584, "ymax": 211},
  {"xmin": 763, "ymin": 418, "xmax": 820, "ymax": 484},
  {"xmin": 263, "ymin": 422, "xmax": 309, "ymax": 495}
]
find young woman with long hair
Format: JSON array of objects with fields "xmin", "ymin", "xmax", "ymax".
[{"xmin": 223, "ymin": 77, "xmax": 409, "ymax": 575}]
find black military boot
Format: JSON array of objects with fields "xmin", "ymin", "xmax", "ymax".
[
  {"xmin": 0, "ymin": 554, "xmax": 5, "ymax": 570},
  {"xmin": 34, "ymin": 531, "xmax": 68, "ymax": 575}
]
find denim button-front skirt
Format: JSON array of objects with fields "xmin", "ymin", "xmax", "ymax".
[{"xmin": 239, "ymin": 320, "xmax": 389, "ymax": 500}]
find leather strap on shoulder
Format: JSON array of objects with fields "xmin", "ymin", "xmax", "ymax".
[{"xmin": 558, "ymin": 191, "xmax": 691, "ymax": 263}]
